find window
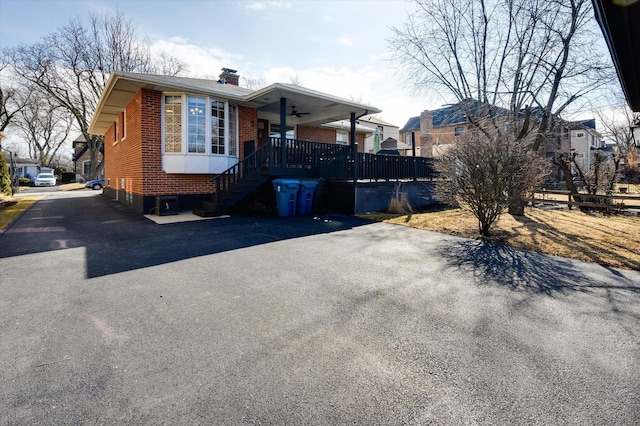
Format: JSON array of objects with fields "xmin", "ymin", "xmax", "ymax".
[
  {"xmin": 336, "ymin": 130, "xmax": 349, "ymax": 145},
  {"xmin": 83, "ymin": 160, "xmax": 91, "ymax": 175},
  {"xmin": 164, "ymin": 96, "xmax": 182, "ymax": 153},
  {"xmin": 454, "ymin": 126, "xmax": 464, "ymax": 136},
  {"xmin": 405, "ymin": 133, "xmax": 412, "ymax": 145},
  {"xmin": 210, "ymin": 99, "xmax": 225, "ymax": 154},
  {"xmin": 120, "ymin": 111, "xmax": 126, "ymax": 141},
  {"xmin": 188, "ymin": 96, "xmax": 206, "ymax": 153},
  {"xmin": 163, "ymin": 94, "xmax": 238, "ymax": 158},
  {"xmin": 576, "ymin": 132, "xmax": 585, "ymax": 138}
]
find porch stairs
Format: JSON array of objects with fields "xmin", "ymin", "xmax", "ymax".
[{"xmin": 193, "ymin": 142, "xmax": 273, "ymax": 217}]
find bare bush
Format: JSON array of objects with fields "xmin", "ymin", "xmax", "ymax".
[{"xmin": 437, "ymin": 130, "xmax": 547, "ymax": 236}]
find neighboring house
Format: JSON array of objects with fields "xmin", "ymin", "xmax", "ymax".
[
  {"xmin": 356, "ymin": 115, "xmax": 400, "ymax": 153},
  {"xmin": 88, "ymin": 68, "xmax": 395, "ymax": 215},
  {"xmin": 73, "ymin": 135, "xmax": 104, "ymax": 182},
  {"xmin": 14, "ymin": 158, "xmax": 53, "ymax": 182},
  {"xmin": 569, "ymin": 119, "xmax": 603, "ymax": 172},
  {"xmin": 400, "ymin": 100, "xmax": 490, "ymax": 157},
  {"xmin": 540, "ymin": 118, "xmax": 603, "ymax": 179},
  {"xmin": 401, "ymin": 101, "xmax": 603, "ymax": 172}
]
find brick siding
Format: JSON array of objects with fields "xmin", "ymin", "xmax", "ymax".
[{"xmin": 104, "ymin": 89, "xmax": 261, "ymax": 201}]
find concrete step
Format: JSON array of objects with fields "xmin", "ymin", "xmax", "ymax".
[{"xmin": 193, "ymin": 208, "xmax": 217, "ymax": 217}]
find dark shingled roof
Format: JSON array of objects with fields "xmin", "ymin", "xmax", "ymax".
[
  {"xmin": 401, "ymin": 99, "xmax": 509, "ymax": 132},
  {"xmin": 400, "ymin": 116, "xmax": 420, "ymax": 133}
]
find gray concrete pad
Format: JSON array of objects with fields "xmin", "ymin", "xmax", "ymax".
[{"xmin": 1, "ymin": 192, "xmax": 639, "ymax": 424}]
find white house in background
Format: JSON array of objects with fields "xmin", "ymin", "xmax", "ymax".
[
  {"xmin": 14, "ymin": 158, "xmax": 53, "ymax": 182},
  {"xmin": 569, "ymin": 119, "xmax": 603, "ymax": 172},
  {"xmin": 356, "ymin": 115, "xmax": 400, "ymax": 153}
]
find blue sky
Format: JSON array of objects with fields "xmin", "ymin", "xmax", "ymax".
[{"xmin": 0, "ymin": 0, "xmax": 437, "ymax": 128}]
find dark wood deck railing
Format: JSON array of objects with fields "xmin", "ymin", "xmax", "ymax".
[
  {"xmin": 269, "ymin": 137, "xmax": 352, "ymax": 169},
  {"xmin": 269, "ymin": 137, "xmax": 436, "ymax": 181}
]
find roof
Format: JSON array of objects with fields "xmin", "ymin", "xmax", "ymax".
[
  {"xmin": 569, "ymin": 119, "xmax": 596, "ymax": 130},
  {"xmin": 381, "ymin": 137, "xmax": 411, "ymax": 150},
  {"xmin": 321, "ymin": 120, "xmax": 375, "ymax": 134},
  {"xmin": 89, "ymin": 72, "xmax": 381, "ymax": 135},
  {"xmin": 358, "ymin": 115, "xmax": 398, "ymax": 128},
  {"xmin": 593, "ymin": 0, "xmax": 640, "ymax": 111},
  {"xmin": 400, "ymin": 116, "xmax": 420, "ymax": 133},
  {"xmin": 401, "ymin": 99, "xmax": 509, "ymax": 131}
]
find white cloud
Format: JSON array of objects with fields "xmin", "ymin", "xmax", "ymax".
[
  {"xmin": 150, "ymin": 39, "xmax": 245, "ymax": 79},
  {"xmin": 244, "ymin": 1, "xmax": 292, "ymax": 11},
  {"xmin": 337, "ymin": 37, "xmax": 354, "ymax": 47}
]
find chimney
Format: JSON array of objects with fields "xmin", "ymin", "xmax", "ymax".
[
  {"xmin": 219, "ymin": 68, "xmax": 239, "ymax": 86},
  {"xmin": 419, "ymin": 110, "xmax": 434, "ymax": 157}
]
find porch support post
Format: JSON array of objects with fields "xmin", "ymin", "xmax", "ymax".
[
  {"xmin": 280, "ymin": 97, "xmax": 287, "ymax": 169},
  {"xmin": 350, "ymin": 112, "xmax": 358, "ymax": 182},
  {"xmin": 411, "ymin": 131, "xmax": 417, "ymax": 181}
]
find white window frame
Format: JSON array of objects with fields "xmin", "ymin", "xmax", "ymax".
[
  {"xmin": 162, "ymin": 93, "xmax": 238, "ymax": 157},
  {"xmin": 336, "ymin": 130, "xmax": 349, "ymax": 145},
  {"xmin": 82, "ymin": 160, "xmax": 91, "ymax": 175}
]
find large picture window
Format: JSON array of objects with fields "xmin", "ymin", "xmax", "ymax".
[{"xmin": 188, "ymin": 96, "xmax": 206, "ymax": 153}]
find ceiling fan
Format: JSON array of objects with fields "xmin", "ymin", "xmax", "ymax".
[{"xmin": 290, "ymin": 106, "xmax": 310, "ymax": 118}]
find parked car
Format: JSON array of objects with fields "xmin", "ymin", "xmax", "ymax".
[
  {"xmin": 34, "ymin": 173, "xmax": 57, "ymax": 187},
  {"xmin": 85, "ymin": 178, "xmax": 104, "ymax": 190}
]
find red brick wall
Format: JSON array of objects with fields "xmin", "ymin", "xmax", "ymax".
[{"xmin": 238, "ymin": 106, "xmax": 258, "ymax": 159}]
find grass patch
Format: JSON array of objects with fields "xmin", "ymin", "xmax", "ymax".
[
  {"xmin": 367, "ymin": 206, "xmax": 640, "ymax": 270},
  {"xmin": 0, "ymin": 196, "xmax": 43, "ymax": 231}
]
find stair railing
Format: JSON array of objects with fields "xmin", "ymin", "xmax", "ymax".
[{"xmin": 212, "ymin": 140, "xmax": 271, "ymax": 212}]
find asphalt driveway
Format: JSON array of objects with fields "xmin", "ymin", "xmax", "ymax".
[{"xmin": 1, "ymin": 192, "xmax": 639, "ymax": 424}]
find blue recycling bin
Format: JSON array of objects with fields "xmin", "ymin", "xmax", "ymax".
[
  {"xmin": 297, "ymin": 180, "xmax": 318, "ymax": 215},
  {"xmin": 273, "ymin": 179, "xmax": 300, "ymax": 217}
]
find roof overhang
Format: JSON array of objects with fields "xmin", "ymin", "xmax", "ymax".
[
  {"xmin": 246, "ymin": 83, "xmax": 381, "ymax": 127},
  {"xmin": 89, "ymin": 74, "xmax": 381, "ymax": 135},
  {"xmin": 321, "ymin": 120, "xmax": 375, "ymax": 134},
  {"xmin": 593, "ymin": 0, "xmax": 640, "ymax": 111}
]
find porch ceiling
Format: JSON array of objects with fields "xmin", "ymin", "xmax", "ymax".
[{"xmin": 246, "ymin": 83, "xmax": 381, "ymax": 127}]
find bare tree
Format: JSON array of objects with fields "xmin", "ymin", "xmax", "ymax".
[
  {"xmin": 242, "ymin": 76, "xmax": 267, "ymax": 90},
  {"xmin": 390, "ymin": 0, "xmax": 614, "ymax": 214},
  {"xmin": 596, "ymin": 107, "xmax": 639, "ymax": 171},
  {"xmin": 437, "ymin": 129, "xmax": 547, "ymax": 236},
  {"xmin": 289, "ymin": 75, "xmax": 305, "ymax": 86},
  {"xmin": 0, "ymin": 65, "xmax": 31, "ymax": 133},
  {"xmin": 16, "ymin": 91, "xmax": 73, "ymax": 167},
  {"xmin": 2, "ymin": 10, "xmax": 186, "ymax": 179}
]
